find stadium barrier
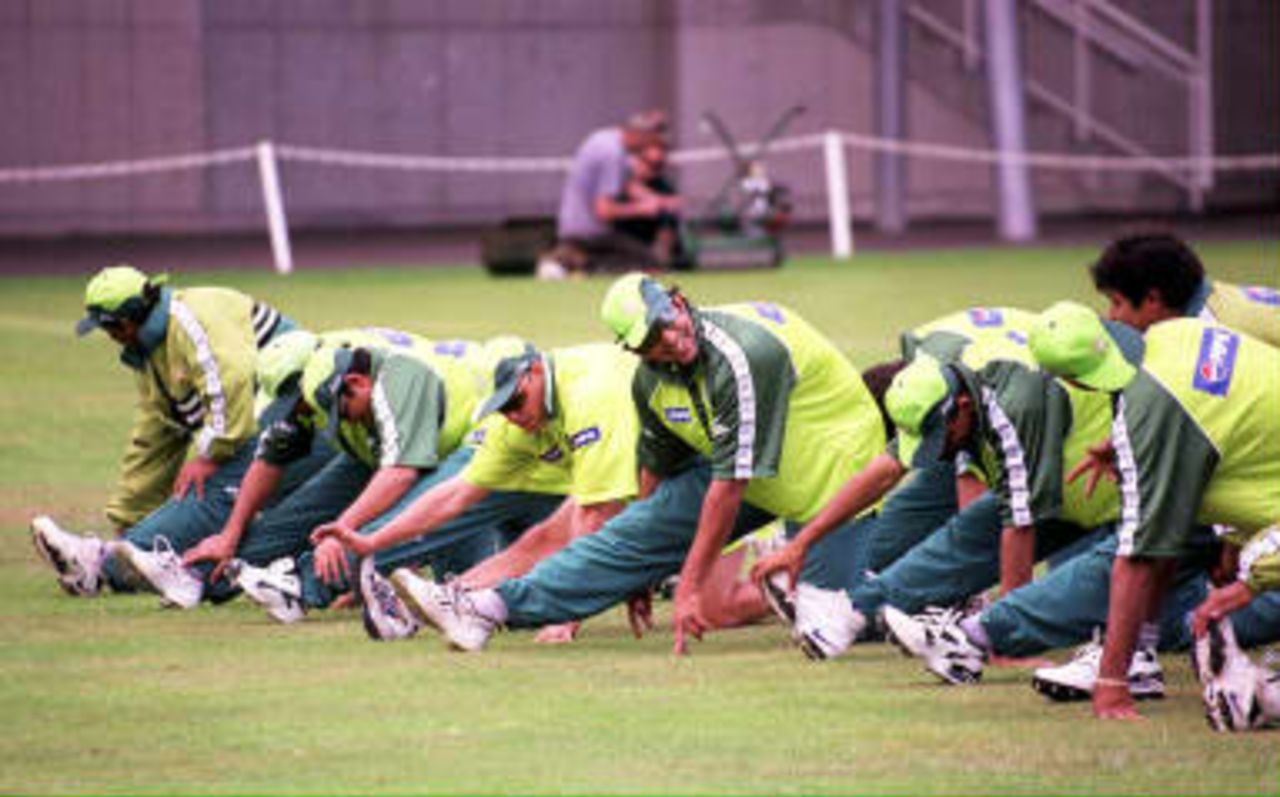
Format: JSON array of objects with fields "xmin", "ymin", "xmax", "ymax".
[{"xmin": 2, "ymin": 133, "xmax": 1277, "ymax": 275}]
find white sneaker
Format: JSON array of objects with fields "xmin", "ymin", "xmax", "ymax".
[
  {"xmin": 30, "ymin": 515, "xmax": 109, "ymax": 597},
  {"xmin": 227, "ymin": 558, "xmax": 304, "ymax": 624},
  {"xmin": 1256, "ymin": 665, "xmax": 1280, "ymax": 728},
  {"xmin": 1193, "ymin": 617, "xmax": 1268, "ymax": 732},
  {"xmin": 883, "ymin": 605, "xmax": 986, "ymax": 685},
  {"xmin": 1032, "ymin": 630, "xmax": 1165, "ymax": 702},
  {"xmin": 390, "ymin": 569, "xmax": 497, "ymax": 652},
  {"xmin": 793, "ymin": 583, "xmax": 866, "ymax": 661},
  {"xmin": 760, "ymin": 571, "xmax": 797, "ymax": 627},
  {"xmin": 358, "ymin": 557, "xmax": 421, "ymax": 641},
  {"xmin": 113, "ymin": 537, "xmax": 203, "ymax": 609},
  {"xmin": 535, "ymin": 258, "xmax": 567, "ymax": 281}
]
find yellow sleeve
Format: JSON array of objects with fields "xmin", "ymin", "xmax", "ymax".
[
  {"xmin": 168, "ymin": 296, "xmax": 259, "ymax": 462},
  {"xmin": 105, "ymin": 374, "xmax": 188, "ymax": 528}
]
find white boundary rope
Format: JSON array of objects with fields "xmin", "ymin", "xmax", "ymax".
[
  {"xmin": 0, "ymin": 146, "xmax": 257, "ymax": 184},
  {"xmin": 3, "ymin": 132, "xmax": 1276, "ymax": 182}
]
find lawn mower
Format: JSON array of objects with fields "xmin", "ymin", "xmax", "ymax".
[{"xmin": 681, "ymin": 104, "xmax": 806, "ymax": 271}]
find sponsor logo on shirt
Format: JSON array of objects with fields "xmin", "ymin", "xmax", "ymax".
[
  {"xmin": 540, "ymin": 446, "xmax": 564, "ymax": 463},
  {"xmin": 1005, "ymin": 330, "xmax": 1027, "ymax": 345},
  {"xmin": 365, "ymin": 327, "xmax": 414, "ymax": 347},
  {"xmin": 1242, "ymin": 285, "xmax": 1280, "ymax": 306},
  {"xmin": 569, "ymin": 427, "xmax": 601, "ymax": 449},
  {"xmin": 968, "ymin": 308, "xmax": 1004, "ymax": 327},
  {"xmin": 467, "ymin": 428, "xmax": 487, "ymax": 445},
  {"xmin": 752, "ymin": 302, "xmax": 785, "ymax": 324},
  {"xmin": 664, "ymin": 406, "xmax": 692, "ymax": 424},
  {"xmin": 433, "ymin": 340, "xmax": 468, "ymax": 358},
  {"xmin": 1192, "ymin": 327, "xmax": 1240, "ymax": 397}
]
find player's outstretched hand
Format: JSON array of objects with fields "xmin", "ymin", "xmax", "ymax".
[
  {"xmin": 672, "ymin": 588, "xmax": 708, "ymax": 656},
  {"xmin": 534, "ymin": 622, "xmax": 581, "ymax": 644},
  {"xmin": 310, "ymin": 521, "xmax": 374, "ymax": 558},
  {"xmin": 1191, "ymin": 581, "xmax": 1255, "ymax": 638},
  {"xmin": 1067, "ymin": 439, "xmax": 1117, "ymax": 498},
  {"xmin": 313, "ymin": 537, "xmax": 352, "ymax": 586},
  {"xmin": 182, "ymin": 531, "xmax": 237, "ymax": 584},
  {"xmin": 750, "ymin": 544, "xmax": 803, "ymax": 597},
  {"xmin": 173, "ymin": 457, "xmax": 218, "ymax": 500},
  {"xmin": 1093, "ymin": 683, "xmax": 1144, "ymax": 721},
  {"xmin": 626, "ymin": 590, "xmax": 654, "ymax": 639}
]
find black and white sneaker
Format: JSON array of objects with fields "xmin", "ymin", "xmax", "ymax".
[
  {"xmin": 358, "ymin": 557, "xmax": 421, "ymax": 641},
  {"xmin": 228, "ymin": 558, "xmax": 304, "ymax": 623}
]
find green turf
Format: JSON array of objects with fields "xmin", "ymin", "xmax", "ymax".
[{"xmin": 2, "ymin": 241, "xmax": 1278, "ymax": 794}]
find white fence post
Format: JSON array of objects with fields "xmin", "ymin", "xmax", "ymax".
[
  {"xmin": 256, "ymin": 140, "xmax": 294, "ymax": 275},
  {"xmin": 823, "ymin": 130, "xmax": 854, "ymax": 260}
]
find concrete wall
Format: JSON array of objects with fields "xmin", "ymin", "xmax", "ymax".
[{"xmin": 0, "ymin": 0, "xmax": 1274, "ymax": 236}]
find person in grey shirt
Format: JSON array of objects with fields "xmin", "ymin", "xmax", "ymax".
[{"xmin": 548, "ymin": 110, "xmax": 679, "ymax": 276}]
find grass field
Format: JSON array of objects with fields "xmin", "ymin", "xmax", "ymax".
[{"xmin": 2, "ymin": 241, "xmax": 1278, "ymax": 795}]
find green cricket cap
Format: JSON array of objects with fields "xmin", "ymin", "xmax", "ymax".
[
  {"xmin": 474, "ymin": 345, "xmax": 540, "ymax": 422},
  {"xmin": 1029, "ymin": 301, "xmax": 1142, "ymax": 392},
  {"xmin": 885, "ymin": 356, "xmax": 958, "ymax": 467},
  {"xmin": 76, "ymin": 265, "xmax": 167, "ymax": 336},
  {"xmin": 600, "ymin": 272, "xmax": 678, "ymax": 350},
  {"xmin": 301, "ymin": 345, "xmax": 359, "ymax": 430}
]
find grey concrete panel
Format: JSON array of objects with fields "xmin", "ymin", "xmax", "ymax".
[
  {"xmin": 80, "ymin": 27, "xmax": 133, "ymax": 218},
  {"xmin": 130, "ymin": 29, "xmax": 205, "ymax": 214},
  {"xmin": 204, "ymin": 29, "xmax": 274, "ymax": 213}
]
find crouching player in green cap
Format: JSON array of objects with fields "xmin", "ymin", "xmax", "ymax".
[
  {"xmin": 1029, "ymin": 302, "xmax": 1280, "ymax": 725},
  {"xmin": 324, "ymin": 341, "xmax": 656, "ymax": 643},
  {"xmin": 389, "ymin": 273, "xmax": 892, "ymax": 655},
  {"xmin": 176, "ymin": 331, "xmax": 562, "ymax": 635},
  {"xmin": 30, "ymin": 265, "xmax": 320, "ymax": 606}
]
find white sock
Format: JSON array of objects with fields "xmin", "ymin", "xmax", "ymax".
[
  {"xmin": 959, "ymin": 615, "xmax": 992, "ymax": 653},
  {"xmin": 469, "ymin": 588, "xmax": 509, "ymax": 624},
  {"xmin": 1137, "ymin": 621, "xmax": 1160, "ymax": 652}
]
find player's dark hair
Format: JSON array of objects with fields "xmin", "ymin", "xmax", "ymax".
[
  {"xmin": 1089, "ymin": 230, "xmax": 1205, "ymax": 312},
  {"xmin": 349, "ymin": 347, "xmax": 373, "ymax": 376},
  {"xmin": 861, "ymin": 359, "xmax": 909, "ymax": 443}
]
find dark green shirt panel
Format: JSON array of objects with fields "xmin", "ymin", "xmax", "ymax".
[
  {"xmin": 1118, "ymin": 372, "xmax": 1220, "ymax": 556},
  {"xmin": 373, "ymin": 356, "xmax": 444, "ymax": 470},
  {"xmin": 977, "ymin": 361, "xmax": 1068, "ymax": 528},
  {"xmin": 698, "ymin": 311, "xmax": 796, "ymax": 481}
]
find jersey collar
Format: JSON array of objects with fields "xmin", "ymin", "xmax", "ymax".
[{"xmin": 119, "ymin": 287, "xmax": 171, "ymax": 370}]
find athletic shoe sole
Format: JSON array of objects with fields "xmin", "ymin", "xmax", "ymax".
[
  {"xmin": 30, "ymin": 518, "xmax": 70, "ymax": 576},
  {"xmin": 761, "ymin": 576, "xmax": 796, "ymax": 625},
  {"xmin": 1031, "ymin": 675, "xmax": 1165, "ymax": 702}
]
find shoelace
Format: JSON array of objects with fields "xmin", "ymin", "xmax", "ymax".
[
  {"xmin": 151, "ymin": 535, "xmax": 185, "ymax": 573},
  {"xmin": 442, "ymin": 578, "xmax": 501, "ymax": 628},
  {"xmin": 369, "ymin": 575, "xmax": 408, "ymax": 621}
]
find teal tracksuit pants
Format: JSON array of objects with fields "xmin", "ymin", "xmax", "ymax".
[
  {"xmin": 103, "ymin": 435, "xmax": 334, "ymax": 596},
  {"xmin": 980, "ymin": 530, "xmax": 1280, "ymax": 654},
  {"xmin": 848, "ymin": 491, "xmax": 1098, "ymax": 618},
  {"xmin": 214, "ymin": 445, "xmax": 560, "ymax": 609},
  {"xmin": 296, "ymin": 449, "xmax": 562, "ymax": 609},
  {"xmin": 494, "ymin": 461, "xmax": 939, "ymax": 629}
]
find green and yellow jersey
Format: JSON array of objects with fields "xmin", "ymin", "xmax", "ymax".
[
  {"xmin": 1189, "ymin": 279, "xmax": 1280, "ymax": 348},
  {"xmin": 902, "ymin": 306, "xmax": 1036, "ymax": 369},
  {"xmin": 1113, "ymin": 318, "xmax": 1280, "ymax": 591},
  {"xmin": 108, "ymin": 286, "xmax": 290, "ymax": 527},
  {"xmin": 632, "ymin": 302, "xmax": 885, "ymax": 523},
  {"xmin": 462, "ymin": 343, "xmax": 640, "ymax": 505}
]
